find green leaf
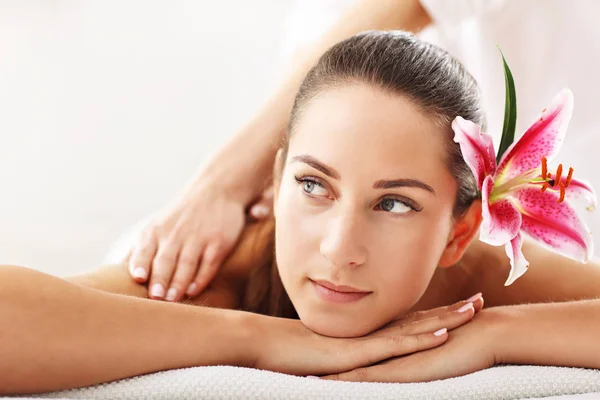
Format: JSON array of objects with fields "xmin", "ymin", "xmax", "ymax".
[{"xmin": 496, "ymin": 47, "xmax": 517, "ymax": 164}]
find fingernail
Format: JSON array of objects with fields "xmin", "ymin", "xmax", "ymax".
[
  {"xmin": 457, "ymin": 303, "xmax": 474, "ymax": 313},
  {"xmin": 133, "ymin": 267, "xmax": 147, "ymax": 280},
  {"xmin": 466, "ymin": 292, "xmax": 482, "ymax": 303},
  {"xmin": 433, "ymin": 328, "xmax": 447, "ymax": 337},
  {"xmin": 166, "ymin": 288, "xmax": 178, "ymax": 302},
  {"xmin": 251, "ymin": 205, "xmax": 269, "ymax": 218},
  {"xmin": 306, "ymin": 375, "xmax": 320, "ymax": 379},
  {"xmin": 186, "ymin": 283, "xmax": 197, "ymax": 296},
  {"xmin": 150, "ymin": 283, "xmax": 165, "ymax": 298}
]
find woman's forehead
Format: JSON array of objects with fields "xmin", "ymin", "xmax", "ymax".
[{"xmin": 288, "ymin": 85, "xmax": 449, "ymax": 182}]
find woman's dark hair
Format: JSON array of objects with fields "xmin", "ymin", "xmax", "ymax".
[
  {"xmin": 285, "ymin": 30, "xmax": 484, "ymax": 215},
  {"xmin": 243, "ymin": 30, "xmax": 485, "ymax": 319}
]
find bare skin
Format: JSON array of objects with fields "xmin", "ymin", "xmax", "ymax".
[
  {"xmin": 131, "ymin": 0, "xmax": 433, "ymax": 302},
  {"xmin": 2, "ymin": 215, "xmax": 600, "ymax": 394},
  {"xmin": 74, "ymin": 217, "xmax": 600, "ymax": 311},
  {"xmin": 0, "ymin": 229, "xmax": 478, "ymax": 395}
]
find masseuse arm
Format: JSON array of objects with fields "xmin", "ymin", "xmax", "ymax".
[
  {"xmin": 131, "ymin": 0, "xmax": 433, "ymax": 301},
  {"xmin": 194, "ymin": 0, "xmax": 432, "ymax": 205}
]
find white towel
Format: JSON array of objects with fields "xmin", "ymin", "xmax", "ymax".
[{"xmin": 14, "ymin": 365, "xmax": 599, "ymax": 400}]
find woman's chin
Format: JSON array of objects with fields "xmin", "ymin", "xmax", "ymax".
[{"xmin": 299, "ymin": 314, "xmax": 377, "ymax": 338}]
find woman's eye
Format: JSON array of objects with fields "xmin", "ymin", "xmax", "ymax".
[
  {"xmin": 303, "ymin": 181, "xmax": 316, "ymax": 193},
  {"xmin": 296, "ymin": 177, "xmax": 329, "ymax": 197},
  {"xmin": 379, "ymin": 198, "xmax": 413, "ymax": 214}
]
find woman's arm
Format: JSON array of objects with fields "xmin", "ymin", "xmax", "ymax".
[
  {"xmin": 466, "ymin": 239, "xmax": 600, "ymax": 369},
  {"xmin": 0, "ymin": 266, "xmax": 254, "ymax": 394},
  {"xmin": 0, "ymin": 219, "xmax": 275, "ymax": 392},
  {"xmin": 322, "ymin": 298, "xmax": 600, "ymax": 383},
  {"xmin": 324, "ymin": 244, "xmax": 600, "ymax": 384},
  {"xmin": 0, "ymin": 264, "xmax": 462, "ymax": 395},
  {"xmin": 493, "ymin": 299, "xmax": 600, "ymax": 368}
]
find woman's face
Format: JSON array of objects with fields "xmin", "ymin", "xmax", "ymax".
[{"xmin": 275, "ymin": 84, "xmax": 461, "ymax": 338}]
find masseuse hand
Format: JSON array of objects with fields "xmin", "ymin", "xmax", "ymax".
[
  {"xmin": 127, "ymin": 179, "xmax": 274, "ymax": 302},
  {"xmin": 253, "ymin": 295, "xmax": 481, "ymax": 376},
  {"xmin": 323, "ymin": 295, "xmax": 497, "ymax": 382}
]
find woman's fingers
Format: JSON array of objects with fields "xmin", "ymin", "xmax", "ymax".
[
  {"xmin": 147, "ymin": 238, "xmax": 182, "ymax": 300},
  {"xmin": 256, "ymin": 315, "xmax": 450, "ymax": 377},
  {"xmin": 398, "ymin": 293, "xmax": 483, "ymax": 326},
  {"xmin": 128, "ymin": 229, "xmax": 158, "ymax": 283},
  {"xmin": 340, "ymin": 329, "xmax": 449, "ymax": 374},
  {"xmin": 166, "ymin": 242, "xmax": 205, "ymax": 302},
  {"xmin": 472, "ymin": 296, "xmax": 484, "ymax": 313},
  {"xmin": 324, "ymin": 295, "xmax": 486, "ymax": 378},
  {"xmin": 186, "ymin": 241, "xmax": 226, "ymax": 297},
  {"xmin": 248, "ymin": 186, "xmax": 274, "ymax": 220},
  {"xmin": 124, "ymin": 188, "xmax": 247, "ymax": 302},
  {"xmin": 390, "ymin": 302, "xmax": 475, "ymax": 336}
]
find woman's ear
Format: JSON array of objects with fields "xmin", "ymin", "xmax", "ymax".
[{"xmin": 438, "ymin": 200, "xmax": 483, "ymax": 268}]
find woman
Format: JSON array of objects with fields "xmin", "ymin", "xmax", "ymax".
[
  {"xmin": 2, "ymin": 31, "xmax": 600, "ymax": 395},
  {"xmin": 126, "ymin": 0, "xmax": 600, "ymax": 304}
]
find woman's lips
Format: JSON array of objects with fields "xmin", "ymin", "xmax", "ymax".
[{"xmin": 310, "ymin": 279, "xmax": 371, "ymax": 303}]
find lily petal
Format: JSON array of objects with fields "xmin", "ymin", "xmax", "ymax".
[
  {"xmin": 513, "ymin": 186, "xmax": 594, "ymax": 262},
  {"xmin": 504, "ymin": 233, "xmax": 529, "ymax": 286},
  {"xmin": 541, "ymin": 176, "xmax": 598, "ymax": 211},
  {"xmin": 480, "ymin": 175, "xmax": 522, "ymax": 246},
  {"xmin": 452, "ymin": 116, "xmax": 497, "ymax": 190},
  {"xmin": 496, "ymin": 89, "xmax": 574, "ymax": 184}
]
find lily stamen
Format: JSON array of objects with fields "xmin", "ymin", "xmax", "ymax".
[
  {"xmin": 540, "ymin": 157, "xmax": 574, "ymax": 202},
  {"xmin": 555, "ymin": 164, "xmax": 563, "ymax": 185},
  {"xmin": 565, "ymin": 167, "xmax": 574, "ymax": 187},
  {"xmin": 541, "ymin": 156, "xmax": 547, "ymax": 179},
  {"xmin": 558, "ymin": 167, "xmax": 575, "ymax": 202}
]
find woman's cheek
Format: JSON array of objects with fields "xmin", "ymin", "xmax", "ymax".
[
  {"xmin": 371, "ymin": 214, "xmax": 449, "ymax": 310},
  {"xmin": 275, "ymin": 184, "xmax": 326, "ymax": 277},
  {"xmin": 373, "ymin": 235, "xmax": 431, "ymax": 298}
]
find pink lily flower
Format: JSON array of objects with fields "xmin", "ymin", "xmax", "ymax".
[{"xmin": 453, "ymin": 89, "xmax": 596, "ymax": 286}]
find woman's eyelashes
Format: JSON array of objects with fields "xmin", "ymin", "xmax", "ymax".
[
  {"xmin": 295, "ymin": 175, "xmax": 331, "ymax": 198},
  {"xmin": 374, "ymin": 197, "xmax": 421, "ymax": 214},
  {"xmin": 294, "ymin": 174, "xmax": 422, "ymax": 214}
]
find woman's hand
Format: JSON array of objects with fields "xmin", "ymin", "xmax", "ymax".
[
  {"xmin": 127, "ymin": 181, "xmax": 253, "ymax": 302},
  {"xmin": 252, "ymin": 295, "xmax": 482, "ymax": 376},
  {"xmin": 322, "ymin": 297, "xmax": 501, "ymax": 383}
]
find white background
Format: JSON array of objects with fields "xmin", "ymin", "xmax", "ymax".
[{"xmin": 0, "ymin": 1, "xmax": 294, "ymax": 276}]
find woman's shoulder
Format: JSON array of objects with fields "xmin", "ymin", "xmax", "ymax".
[
  {"xmin": 217, "ymin": 217, "xmax": 275, "ymax": 285},
  {"xmin": 67, "ymin": 217, "xmax": 276, "ymax": 310}
]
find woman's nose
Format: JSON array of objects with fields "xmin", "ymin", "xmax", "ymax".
[{"xmin": 320, "ymin": 213, "xmax": 367, "ymax": 269}]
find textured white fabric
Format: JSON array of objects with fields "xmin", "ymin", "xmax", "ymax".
[{"xmin": 5, "ymin": 365, "xmax": 595, "ymax": 400}]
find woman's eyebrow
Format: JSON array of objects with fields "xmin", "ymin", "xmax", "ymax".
[
  {"xmin": 373, "ymin": 179, "xmax": 436, "ymax": 195},
  {"xmin": 290, "ymin": 155, "xmax": 341, "ymax": 179},
  {"xmin": 289, "ymin": 154, "xmax": 435, "ymax": 195}
]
